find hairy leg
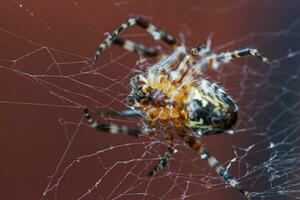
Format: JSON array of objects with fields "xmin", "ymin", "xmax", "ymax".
[
  {"xmin": 112, "ymin": 36, "xmax": 161, "ymax": 58},
  {"xmin": 93, "ymin": 16, "xmax": 179, "ymax": 62},
  {"xmin": 97, "ymin": 108, "xmax": 143, "ymax": 117},
  {"xmin": 208, "ymin": 47, "xmax": 269, "ymax": 64},
  {"xmin": 84, "ymin": 107, "xmax": 141, "ymax": 136},
  {"xmin": 149, "ymin": 132, "xmax": 174, "ymax": 176},
  {"xmin": 177, "ymin": 131, "xmax": 251, "ymax": 199}
]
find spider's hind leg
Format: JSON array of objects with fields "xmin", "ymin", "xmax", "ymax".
[
  {"xmin": 200, "ymin": 149, "xmax": 251, "ymax": 199},
  {"xmin": 208, "ymin": 48, "xmax": 269, "ymax": 65},
  {"xmin": 149, "ymin": 132, "xmax": 174, "ymax": 176},
  {"xmin": 177, "ymin": 131, "xmax": 251, "ymax": 199}
]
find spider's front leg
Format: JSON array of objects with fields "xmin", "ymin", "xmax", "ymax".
[
  {"xmin": 93, "ymin": 16, "xmax": 179, "ymax": 62},
  {"xmin": 177, "ymin": 130, "xmax": 251, "ymax": 199},
  {"xmin": 112, "ymin": 37, "xmax": 161, "ymax": 58},
  {"xmin": 97, "ymin": 108, "xmax": 143, "ymax": 117},
  {"xmin": 148, "ymin": 131, "xmax": 174, "ymax": 176},
  {"xmin": 84, "ymin": 107, "xmax": 142, "ymax": 136},
  {"xmin": 84, "ymin": 107, "xmax": 157, "ymax": 137}
]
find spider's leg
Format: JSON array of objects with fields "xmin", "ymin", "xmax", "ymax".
[
  {"xmin": 171, "ymin": 41, "xmax": 213, "ymax": 84},
  {"xmin": 208, "ymin": 48, "xmax": 269, "ymax": 64},
  {"xmin": 93, "ymin": 16, "xmax": 179, "ymax": 62},
  {"xmin": 112, "ymin": 37, "xmax": 161, "ymax": 58},
  {"xmin": 148, "ymin": 132, "xmax": 174, "ymax": 176},
  {"xmin": 192, "ymin": 128, "xmax": 224, "ymax": 138},
  {"xmin": 190, "ymin": 35, "xmax": 212, "ymax": 57},
  {"xmin": 98, "ymin": 109, "xmax": 143, "ymax": 117},
  {"xmin": 200, "ymin": 149, "xmax": 251, "ymax": 199},
  {"xmin": 84, "ymin": 107, "xmax": 141, "ymax": 136},
  {"xmin": 177, "ymin": 131, "xmax": 251, "ymax": 199}
]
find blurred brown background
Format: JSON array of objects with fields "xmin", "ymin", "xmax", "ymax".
[{"xmin": 1, "ymin": 0, "xmax": 300, "ymax": 200}]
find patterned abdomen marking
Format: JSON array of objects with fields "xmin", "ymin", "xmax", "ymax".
[{"xmin": 186, "ymin": 79, "xmax": 238, "ymax": 132}]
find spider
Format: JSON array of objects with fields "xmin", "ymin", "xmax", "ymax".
[{"xmin": 84, "ymin": 17, "xmax": 269, "ymax": 199}]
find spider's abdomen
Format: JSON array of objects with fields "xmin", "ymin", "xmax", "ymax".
[{"xmin": 186, "ymin": 79, "xmax": 238, "ymax": 133}]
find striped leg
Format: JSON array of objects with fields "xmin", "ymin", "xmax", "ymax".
[
  {"xmin": 192, "ymin": 128, "xmax": 223, "ymax": 138},
  {"xmin": 93, "ymin": 16, "xmax": 179, "ymax": 62},
  {"xmin": 148, "ymin": 132, "xmax": 174, "ymax": 176},
  {"xmin": 208, "ymin": 48, "xmax": 269, "ymax": 64},
  {"xmin": 200, "ymin": 149, "xmax": 251, "ymax": 199},
  {"xmin": 98, "ymin": 108, "xmax": 143, "ymax": 117},
  {"xmin": 112, "ymin": 37, "xmax": 161, "ymax": 58},
  {"xmin": 177, "ymin": 131, "xmax": 251, "ymax": 199},
  {"xmin": 84, "ymin": 107, "xmax": 141, "ymax": 136},
  {"xmin": 171, "ymin": 38, "xmax": 212, "ymax": 83}
]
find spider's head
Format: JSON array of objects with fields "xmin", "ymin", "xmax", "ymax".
[
  {"xmin": 127, "ymin": 74, "xmax": 169, "ymax": 107},
  {"xmin": 126, "ymin": 75, "xmax": 151, "ymax": 107}
]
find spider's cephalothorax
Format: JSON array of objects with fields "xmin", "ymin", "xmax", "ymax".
[{"xmin": 84, "ymin": 16, "xmax": 269, "ymax": 199}]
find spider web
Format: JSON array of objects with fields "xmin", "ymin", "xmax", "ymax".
[{"xmin": 1, "ymin": 0, "xmax": 300, "ymax": 200}]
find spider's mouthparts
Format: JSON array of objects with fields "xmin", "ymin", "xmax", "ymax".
[{"xmin": 149, "ymin": 90, "xmax": 169, "ymax": 107}]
